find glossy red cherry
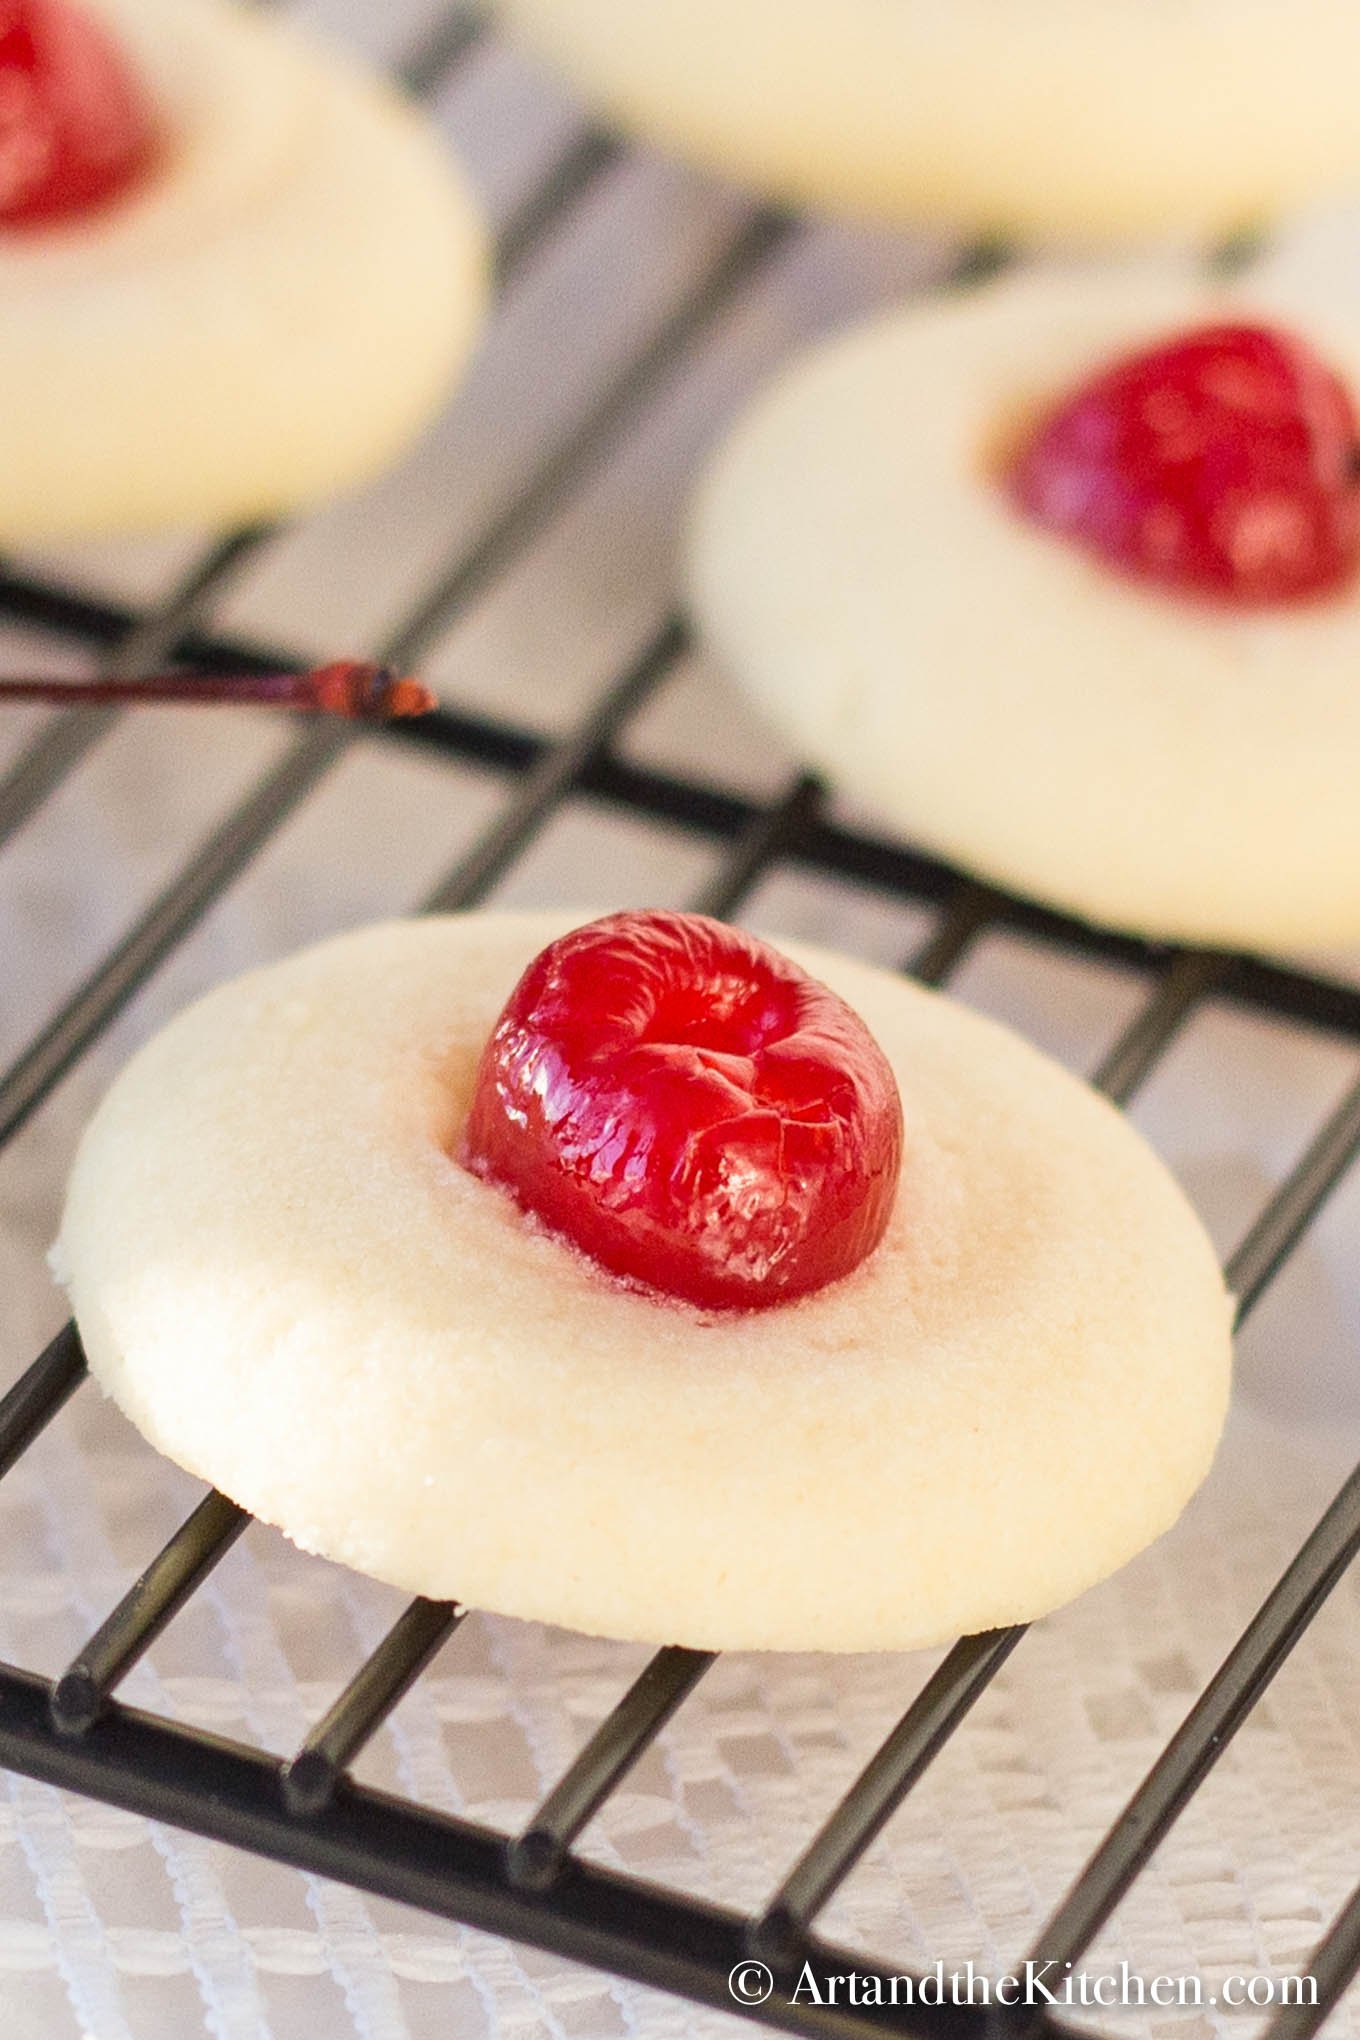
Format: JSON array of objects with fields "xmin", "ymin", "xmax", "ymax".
[
  {"xmin": 1005, "ymin": 322, "xmax": 1360, "ymax": 605},
  {"xmin": 0, "ymin": 0, "xmax": 158, "ymax": 228},
  {"xmin": 462, "ymin": 910, "xmax": 903, "ymax": 1312}
]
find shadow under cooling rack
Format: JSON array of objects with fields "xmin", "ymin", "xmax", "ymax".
[{"xmin": 1, "ymin": 4, "xmax": 1360, "ymax": 2036}]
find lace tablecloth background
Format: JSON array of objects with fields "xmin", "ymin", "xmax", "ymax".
[{"xmin": 2, "ymin": 3, "xmax": 1359, "ymax": 2035}]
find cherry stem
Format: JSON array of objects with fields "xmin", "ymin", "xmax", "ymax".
[{"xmin": 0, "ymin": 660, "xmax": 436, "ymax": 720}]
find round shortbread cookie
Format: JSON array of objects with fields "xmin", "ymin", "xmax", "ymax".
[
  {"xmin": 494, "ymin": 0, "xmax": 1360, "ymax": 243},
  {"xmin": 687, "ymin": 259, "xmax": 1360, "ymax": 955},
  {"xmin": 54, "ymin": 915, "xmax": 1232, "ymax": 1654},
  {"xmin": 0, "ymin": 0, "xmax": 487, "ymax": 541}
]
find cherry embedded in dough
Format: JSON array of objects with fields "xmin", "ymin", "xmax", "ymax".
[
  {"xmin": 0, "ymin": 0, "xmax": 158, "ymax": 227},
  {"xmin": 462, "ymin": 910, "xmax": 904, "ymax": 1311},
  {"xmin": 1005, "ymin": 322, "xmax": 1360, "ymax": 605}
]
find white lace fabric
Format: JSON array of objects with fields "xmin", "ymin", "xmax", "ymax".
[{"xmin": 0, "ymin": 2, "xmax": 1358, "ymax": 2034}]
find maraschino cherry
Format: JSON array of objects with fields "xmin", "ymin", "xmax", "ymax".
[
  {"xmin": 1006, "ymin": 322, "xmax": 1360, "ymax": 605},
  {"xmin": 462, "ymin": 910, "xmax": 903, "ymax": 1312},
  {"xmin": 0, "ymin": 0, "xmax": 158, "ymax": 228}
]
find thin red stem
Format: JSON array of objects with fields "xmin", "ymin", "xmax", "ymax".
[{"xmin": 0, "ymin": 661, "xmax": 435, "ymax": 720}]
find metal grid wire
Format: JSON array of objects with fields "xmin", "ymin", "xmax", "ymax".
[{"xmin": 2, "ymin": 5, "xmax": 1360, "ymax": 2035}]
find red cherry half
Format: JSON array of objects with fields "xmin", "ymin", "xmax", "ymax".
[
  {"xmin": 462, "ymin": 910, "xmax": 904, "ymax": 1312},
  {"xmin": 1005, "ymin": 322, "xmax": 1360, "ymax": 606},
  {"xmin": 0, "ymin": 0, "xmax": 158, "ymax": 228}
]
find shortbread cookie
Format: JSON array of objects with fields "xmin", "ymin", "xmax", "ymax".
[
  {"xmin": 55, "ymin": 914, "xmax": 1232, "ymax": 1653},
  {"xmin": 687, "ymin": 262, "xmax": 1360, "ymax": 953},
  {"xmin": 0, "ymin": 0, "xmax": 487, "ymax": 540},
  {"xmin": 495, "ymin": 0, "xmax": 1360, "ymax": 242}
]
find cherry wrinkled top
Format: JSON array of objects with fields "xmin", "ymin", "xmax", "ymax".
[
  {"xmin": 1005, "ymin": 322, "xmax": 1360, "ymax": 606},
  {"xmin": 0, "ymin": 0, "xmax": 158, "ymax": 228},
  {"xmin": 461, "ymin": 910, "xmax": 904, "ymax": 1312}
]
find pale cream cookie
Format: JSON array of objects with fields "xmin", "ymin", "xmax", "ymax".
[
  {"xmin": 494, "ymin": 0, "xmax": 1360, "ymax": 243},
  {"xmin": 0, "ymin": 0, "xmax": 487, "ymax": 541},
  {"xmin": 54, "ymin": 914, "xmax": 1232, "ymax": 1653},
  {"xmin": 686, "ymin": 257, "xmax": 1360, "ymax": 955}
]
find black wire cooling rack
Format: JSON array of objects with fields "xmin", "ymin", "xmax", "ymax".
[{"xmin": 2, "ymin": 7, "xmax": 1360, "ymax": 2037}]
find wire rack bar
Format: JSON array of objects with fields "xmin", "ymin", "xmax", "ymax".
[
  {"xmin": 0, "ymin": 210, "xmax": 795, "ymax": 1152},
  {"xmin": 693, "ymin": 772, "xmax": 824, "ymax": 920},
  {"xmin": 1090, "ymin": 950, "xmax": 1229, "ymax": 1104},
  {"xmin": 0, "ymin": 721, "xmax": 350, "ymax": 1148},
  {"xmin": 422, "ymin": 616, "xmax": 688, "ymax": 913},
  {"xmin": 441, "ymin": 753, "xmax": 824, "ymax": 1906},
  {"xmin": 0, "ymin": 529, "xmax": 272, "ymax": 851},
  {"xmin": 904, "ymin": 883, "xmax": 999, "ymax": 989},
  {"xmin": 6, "ymin": 559, "xmax": 1360, "ymax": 1048},
  {"xmin": 662, "ymin": 869, "xmax": 1215, "ymax": 1970},
  {"xmin": 0, "ymin": 1661, "xmax": 1021, "ymax": 2040},
  {"xmin": 1225, "ymin": 1069, "xmax": 1360, "ymax": 1318},
  {"xmin": 494, "ymin": 129, "xmax": 620, "ymax": 282},
  {"xmin": 0, "ymin": 4, "xmax": 1356, "ymax": 2026},
  {"xmin": 1266, "ymin": 1886, "xmax": 1360, "ymax": 2040},
  {"xmin": 282, "ymin": 1598, "xmax": 465, "ymax": 1816},
  {"xmin": 494, "ymin": 784, "xmax": 1026, "ymax": 1926},
  {"xmin": 718, "ymin": 901, "xmax": 1220, "ymax": 1960},
  {"xmin": 50, "ymin": 1488, "xmax": 248, "ymax": 1736},
  {"xmin": 741, "ymin": 933, "xmax": 1325, "ymax": 1959},
  {"xmin": 395, "ymin": 0, "xmax": 487, "ymax": 94},
  {"xmin": 0, "ymin": 1322, "xmax": 86, "ymax": 1480},
  {"xmin": 1021, "ymin": 1090, "xmax": 1360, "ymax": 1979},
  {"xmin": 1031, "ymin": 1454, "xmax": 1360, "ymax": 1979},
  {"xmin": 0, "ymin": 154, "xmax": 595, "ymax": 856},
  {"xmin": 754, "ymin": 1629, "xmax": 1025, "ymax": 1965},
  {"xmin": 12, "ymin": 893, "xmax": 1350, "ymax": 2036},
  {"xmin": 2, "ymin": 613, "xmax": 1357, "ymax": 2040},
  {"xmin": 380, "ymin": 208, "xmax": 794, "ymax": 675},
  {"xmin": 507, "ymin": 1647, "xmax": 716, "ymax": 1893},
  {"xmin": 531, "ymin": 782, "xmax": 1360, "ymax": 1032},
  {"xmin": 0, "ymin": 9, "xmax": 494, "ymax": 851}
]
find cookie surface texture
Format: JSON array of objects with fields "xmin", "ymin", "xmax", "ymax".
[{"xmin": 56, "ymin": 914, "xmax": 1233, "ymax": 1652}]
